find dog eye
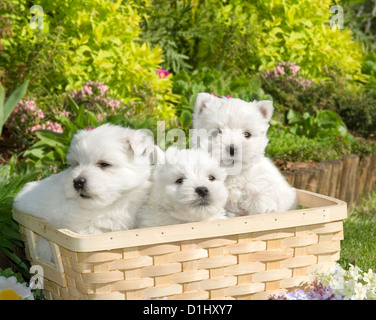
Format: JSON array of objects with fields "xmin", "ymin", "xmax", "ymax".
[
  {"xmin": 98, "ymin": 162, "xmax": 111, "ymax": 168},
  {"xmin": 244, "ymin": 132, "xmax": 252, "ymax": 138},
  {"xmin": 175, "ymin": 178, "xmax": 184, "ymax": 184},
  {"xmin": 208, "ymin": 175, "xmax": 216, "ymax": 181},
  {"xmin": 211, "ymin": 129, "xmax": 222, "ymax": 137}
]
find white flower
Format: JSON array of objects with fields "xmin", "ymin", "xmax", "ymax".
[
  {"xmin": 0, "ymin": 276, "xmax": 34, "ymax": 300},
  {"xmin": 353, "ymin": 282, "xmax": 367, "ymax": 300},
  {"xmin": 314, "ymin": 264, "xmax": 376, "ymax": 300}
]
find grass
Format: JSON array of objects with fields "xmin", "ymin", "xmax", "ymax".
[{"xmin": 338, "ymin": 188, "xmax": 376, "ymax": 272}]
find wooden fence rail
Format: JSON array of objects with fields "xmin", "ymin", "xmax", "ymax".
[{"xmin": 283, "ymin": 151, "xmax": 376, "ymax": 210}]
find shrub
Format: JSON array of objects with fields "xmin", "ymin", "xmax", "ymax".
[
  {"xmin": 139, "ymin": 0, "xmax": 365, "ymax": 81},
  {"xmin": 0, "ymin": 169, "xmax": 41, "ymax": 277},
  {"xmin": 0, "ymin": 80, "xmax": 29, "ymax": 137},
  {"xmin": 261, "ymin": 61, "xmax": 376, "ymax": 138},
  {"xmin": 1, "ymin": 0, "xmax": 177, "ymax": 123},
  {"xmin": 172, "ymin": 67, "xmax": 272, "ymax": 130},
  {"xmin": 266, "ymin": 107, "xmax": 376, "ymax": 164}
]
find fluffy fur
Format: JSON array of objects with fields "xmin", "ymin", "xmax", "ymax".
[
  {"xmin": 191, "ymin": 93, "xmax": 297, "ymax": 216},
  {"xmin": 14, "ymin": 124, "xmax": 153, "ymax": 235},
  {"xmin": 137, "ymin": 146, "xmax": 228, "ymax": 228}
]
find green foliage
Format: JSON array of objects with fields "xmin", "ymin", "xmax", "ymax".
[
  {"xmin": 172, "ymin": 67, "xmax": 272, "ymax": 130},
  {"xmin": 140, "ymin": 0, "xmax": 365, "ymax": 81},
  {"xmin": 23, "ymin": 103, "xmax": 101, "ymax": 168},
  {"xmin": 0, "ymin": 267, "xmax": 25, "ymax": 283},
  {"xmin": 285, "ymin": 109, "xmax": 351, "ymax": 140},
  {"xmin": 0, "ymin": 169, "xmax": 41, "ymax": 277},
  {"xmin": 266, "ymin": 127, "xmax": 353, "ymax": 163},
  {"xmin": 339, "ymin": 188, "xmax": 376, "ymax": 272},
  {"xmin": 0, "ymin": 81, "xmax": 29, "ymax": 136},
  {"xmin": 266, "ymin": 108, "xmax": 376, "ymax": 163},
  {"xmin": 1, "ymin": 0, "xmax": 177, "ymax": 122}
]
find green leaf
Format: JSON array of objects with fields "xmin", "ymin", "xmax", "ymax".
[
  {"xmin": 180, "ymin": 110, "xmax": 192, "ymax": 128},
  {"xmin": 4, "ymin": 80, "xmax": 29, "ymax": 121}
]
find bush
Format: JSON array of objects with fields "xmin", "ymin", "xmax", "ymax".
[
  {"xmin": 266, "ymin": 107, "xmax": 376, "ymax": 164},
  {"xmin": 172, "ymin": 67, "xmax": 272, "ymax": 131},
  {"xmin": 0, "ymin": 168, "xmax": 41, "ymax": 277},
  {"xmin": 140, "ymin": 0, "xmax": 365, "ymax": 81},
  {"xmin": 1, "ymin": 0, "xmax": 177, "ymax": 123}
]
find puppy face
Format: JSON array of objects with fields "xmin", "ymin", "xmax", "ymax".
[
  {"xmin": 64, "ymin": 124, "xmax": 153, "ymax": 209},
  {"xmin": 154, "ymin": 147, "xmax": 228, "ymax": 222},
  {"xmin": 191, "ymin": 93, "xmax": 273, "ymax": 173}
]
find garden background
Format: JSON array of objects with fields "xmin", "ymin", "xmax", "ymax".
[{"xmin": 1, "ymin": 0, "xmax": 376, "ymax": 298}]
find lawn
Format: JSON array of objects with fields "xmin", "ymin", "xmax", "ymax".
[{"xmin": 339, "ymin": 189, "xmax": 376, "ymax": 272}]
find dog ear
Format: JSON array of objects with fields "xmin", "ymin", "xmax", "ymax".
[
  {"xmin": 125, "ymin": 129, "xmax": 154, "ymax": 159},
  {"xmin": 256, "ymin": 100, "xmax": 274, "ymax": 122},
  {"xmin": 153, "ymin": 145, "xmax": 165, "ymax": 165},
  {"xmin": 194, "ymin": 93, "xmax": 217, "ymax": 114}
]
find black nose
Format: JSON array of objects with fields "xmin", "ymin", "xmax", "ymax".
[
  {"xmin": 227, "ymin": 144, "xmax": 235, "ymax": 156},
  {"xmin": 73, "ymin": 177, "xmax": 86, "ymax": 191},
  {"xmin": 195, "ymin": 186, "xmax": 209, "ymax": 198}
]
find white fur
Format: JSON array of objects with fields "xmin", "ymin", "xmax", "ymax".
[
  {"xmin": 191, "ymin": 93, "xmax": 297, "ymax": 216},
  {"xmin": 137, "ymin": 147, "xmax": 228, "ymax": 228},
  {"xmin": 14, "ymin": 124, "xmax": 153, "ymax": 247}
]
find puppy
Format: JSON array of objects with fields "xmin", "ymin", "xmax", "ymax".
[
  {"xmin": 137, "ymin": 146, "xmax": 228, "ymax": 228},
  {"xmin": 14, "ymin": 124, "xmax": 154, "ymax": 235},
  {"xmin": 191, "ymin": 93, "xmax": 297, "ymax": 216}
]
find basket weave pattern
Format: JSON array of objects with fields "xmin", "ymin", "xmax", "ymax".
[{"xmin": 15, "ymin": 190, "xmax": 346, "ymax": 300}]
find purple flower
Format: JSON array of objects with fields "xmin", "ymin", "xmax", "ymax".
[{"xmin": 270, "ymin": 280, "xmax": 345, "ymax": 300}]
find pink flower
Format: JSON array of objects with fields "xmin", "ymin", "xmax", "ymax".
[
  {"xmin": 32, "ymin": 124, "xmax": 45, "ymax": 131},
  {"xmin": 86, "ymin": 126, "xmax": 95, "ymax": 131},
  {"xmin": 24, "ymin": 99, "xmax": 36, "ymax": 112},
  {"xmin": 60, "ymin": 110, "xmax": 70, "ymax": 117},
  {"xmin": 98, "ymin": 82, "xmax": 109, "ymax": 95},
  {"xmin": 81, "ymin": 85, "xmax": 93, "ymax": 96},
  {"xmin": 37, "ymin": 109, "xmax": 45, "ymax": 119},
  {"xmin": 210, "ymin": 92, "xmax": 220, "ymax": 97},
  {"xmin": 20, "ymin": 114, "xmax": 27, "ymax": 123},
  {"xmin": 225, "ymin": 94, "xmax": 232, "ymax": 98},
  {"xmin": 45, "ymin": 121, "xmax": 63, "ymax": 133},
  {"xmin": 156, "ymin": 69, "xmax": 169, "ymax": 79},
  {"xmin": 274, "ymin": 65, "xmax": 285, "ymax": 76}
]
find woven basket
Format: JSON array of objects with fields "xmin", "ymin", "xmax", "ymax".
[{"xmin": 13, "ymin": 189, "xmax": 347, "ymax": 300}]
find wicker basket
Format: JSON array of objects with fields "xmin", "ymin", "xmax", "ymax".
[{"xmin": 13, "ymin": 189, "xmax": 347, "ymax": 300}]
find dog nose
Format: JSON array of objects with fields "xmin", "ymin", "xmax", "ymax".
[
  {"xmin": 195, "ymin": 186, "xmax": 209, "ymax": 198},
  {"xmin": 227, "ymin": 144, "xmax": 235, "ymax": 156},
  {"xmin": 73, "ymin": 177, "xmax": 86, "ymax": 191}
]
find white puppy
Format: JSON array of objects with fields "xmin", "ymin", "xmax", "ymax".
[
  {"xmin": 191, "ymin": 93, "xmax": 297, "ymax": 216},
  {"xmin": 137, "ymin": 146, "xmax": 228, "ymax": 228},
  {"xmin": 14, "ymin": 124, "xmax": 153, "ymax": 235}
]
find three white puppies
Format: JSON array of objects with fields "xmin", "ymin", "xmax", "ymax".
[
  {"xmin": 14, "ymin": 124, "xmax": 153, "ymax": 235},
  {"xmin": 191, "ymin": 93, "xmax": 297, "ymax": 216},
  {"xmin": 137, "ymin": 146, "xmax": 228, "ymax": 228},
  {"xmin": 15, "ymin": 93, "xmax": 298, "ymax": 239}
]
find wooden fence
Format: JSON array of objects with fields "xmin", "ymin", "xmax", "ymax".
[{"xmin": 283, "ymin": 151, "xmax": 376, "ymax": 210}]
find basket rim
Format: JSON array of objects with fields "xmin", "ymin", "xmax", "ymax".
[{"xmin": 13, "ymin": 189, "xmax": 347, "ymax": 252}]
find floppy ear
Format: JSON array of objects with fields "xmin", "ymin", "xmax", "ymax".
[
  {"xmin": 125, "ymin": 129, "xmax": 154, "ymax": 159},
  {"xmin": 256, "ymin": 100, "xmax": 274, "ymax": 122},
  {"xmin": 153, "ymin": 145, "xmax": 165, "ymax": 165},
  {"xmin": 193, "ymin": 93, "xmax": 218, "ymax": 114}
]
